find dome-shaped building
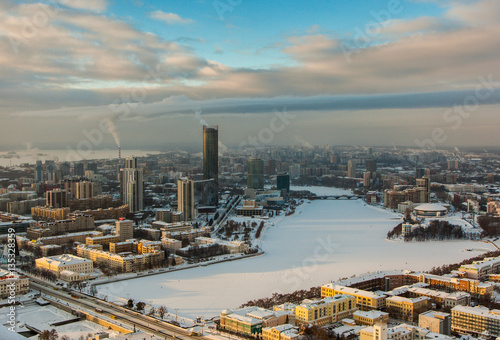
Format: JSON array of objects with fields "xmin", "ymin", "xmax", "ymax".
[{"xmin": 413, "ymin": 203, "xmax": 448, "ymax": 217}]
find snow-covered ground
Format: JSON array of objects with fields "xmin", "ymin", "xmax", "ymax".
[
  {"xmin": 0, "ymin": 299, "xmax": 117, "ymax": 339},
  {"xmin": 99, "ymin": 186, "xmax": 493, "ymax": 320}
]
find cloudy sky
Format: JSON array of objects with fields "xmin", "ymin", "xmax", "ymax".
[{"xmin": 2, "ymin": 0, "xmax": 500, "ymax": 152}]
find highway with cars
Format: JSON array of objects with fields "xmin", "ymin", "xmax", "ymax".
[{"xmin": 29, "ymin": 278, "xmax": 204, "ymax": 339}]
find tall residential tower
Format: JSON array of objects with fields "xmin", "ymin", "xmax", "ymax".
[{"xmin": 120, "ymin": 156, "xmax": 144, "ymax": 212}]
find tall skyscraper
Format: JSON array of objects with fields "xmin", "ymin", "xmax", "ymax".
[
  {"xmin": 116, "ymin": 219, "xmax": 133, "ymax": 242},
  {"xmin": 120, "ymin": 156, "xmax": 144, "ymax": 212},
  {"xmin": 75, "ymin": 181, "xmax": 94, "ymax": 199},
  {"xmin": 276, "ymin": 172, "xmax": 290, "ymax": 201},
  {"xmin": 347, "ymin": 159, "xmax": 357, "ymax": 178},
  {"xmin": 366, "ymin": 158, "xmax": 377, "ymax": 174},
  {"xmin": 35, "ymin": 161, "xmax": 43, "ymax": 183},
  {"xmin": 416, "ymin": 176, "xmax": 431, "ymax": 203},
  {"xmin": 247, "ymin": 157, "xmax": 264, "ymax": 189},
  {"xmin": 178, "ymin": 178, "xmax": 195, "ymax": 221},
  {"xmin": 73, "ymin": 162, "xmax": 85, "ymax": 176},
  {"xmin": 203, "ymin": 125, "xmax": 218, "ymax": 204},
  {"xmin": 46, "ymin": 189, "xmax": 68, "ymax": 208},
  {"xmin": 46, "ymin": 161, "xmax": 55, "ymax": 183}
]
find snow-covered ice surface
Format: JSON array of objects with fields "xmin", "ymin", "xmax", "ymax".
[{"xmin": 100, "ymin": 186, "xmax": 493, "ymax": 319}]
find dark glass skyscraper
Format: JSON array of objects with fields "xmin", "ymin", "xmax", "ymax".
[
  {"xmin": 203, "ymin": 126, "xmax": 218, "ymax": 183},
  {"xmin": 247, "ymin": 157, "xmax": 264, "ymax": 189},
  {"xmin": 203, "ymin": 126, "xmax": 218, "ymax": 204}
]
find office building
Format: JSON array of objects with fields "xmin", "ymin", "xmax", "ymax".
[
  {"xmin": 35, "ymin": 161, "xmax": 43, "ymax": 183},
  {"xmin": 73, "ymin": 162, "xmax": 85, "ymax": 176},
  {"xmin": 295, "ymin": 295, "xmax": 357, "ymax": 326},
  {"xmin": 386, "ymin": 296, "xmax": 430, "ymax": 322},
  {"xmin": 203, "ymin": 126, "xmax": 218, "ymax": 182},
  {"xmin": 46, "ymin": 189, "xmax": 68, "ymax": 208},
  {"xmin": 178, "ymin": 178, "xmax": 195, "ymax": 221},
  {"xmin": 276, "ymin": 172, "xmax": 290, "ymax": 201},
  {"xmin": 193, "ymin": 179, "xmax": 218, "ymax": 208},
  {"xmin": 120, "ymin": 156, "xmax": 144, "ymax": 212},
  {"xmin": 366, "ymin": 158, "xmax": 377, "ymax": 175},
  {"xmin": 203, "ymin": 126, "xmax": 218, "ymax": 204},
  {"xmin": 451, "ymin": 306, "xmax": 500, "ymax": 337},
  {"xmin": 419, "ymin": 311, "xmax": 451, "ymax": 335},
  {"xmin": 75, "ymin": 181, "xmax": 94, "ymax": 199},
  {"xmin": 322, "ymin": 284, "xmax": 387, "ymax": 310},
  {"xmin": 348, "ymin": 160, "xmax": 357, "ymax": 178},
  {"xmin": 247, "ymin": 157, "xmax": 264, "ymax": 189},
  {"xmin": 116, "ymin": 219, "xmax": 134, "ymax": 242}
]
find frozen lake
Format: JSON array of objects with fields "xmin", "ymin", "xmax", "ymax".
[{"xmin": 101, "ymin": 186, "xmax": 491, "ymax": 318}]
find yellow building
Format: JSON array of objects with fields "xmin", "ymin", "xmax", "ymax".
[
  {"xmin": 76, "ymin": 244, "xmax": 164, "ymax": 273},
  {"xmin": 86, "ymin": 234, "xmax": 121, "ymax": 246},
  {"xmin": 452, "ymin": 305, "xmax": 500, "ymax": 337},
  {"xmin": 295, "ymin": 294, "xmax": 357, "ymax": 326},
  {"xmin": 322, "ymin": 284, "xmax": 386, "ymax": 310},
  {"xmin": 35, "ymin": 254, "xmax": 93, "ymax": 281},
  {"xmin": 262, "ymin": 324, "xmax": 299, "ymax": 340},
  {"xmin": 386, "ymin": 296, "xmax": 430, "ymax": 322},
  {"xmin": 354, "ymin": 310, "xmax": 390, "ymax": 326}
]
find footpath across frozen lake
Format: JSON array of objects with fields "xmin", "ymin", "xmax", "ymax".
[{"xmin": 100, "ymin": 186, "xmax": 492, "ymax": 319}]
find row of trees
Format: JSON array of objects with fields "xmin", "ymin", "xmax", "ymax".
[
  {"xmin": 404, "ymin": 220, "xmax": 465, "ymax": 241},
  {"xmin": 126, "ymin": 299, "xmax": 168, "ymax": 318},
  {"xmin": 176, "ymin": 243, "xmax": 228, "ymax": 259},
  {"xmin": 240, "ymin": 287, "xmax": 321, "ymax": 309},
  {"xmin": 478, "ymin": 215, "xmax": 500, "ymax": 237},
  {"xmin": 254, "ymin": 221, "xmax": 265, "ymax": 238},
  {"xmin": 387, "ymin": 220, "xmax": 466, "ymax": 241}
]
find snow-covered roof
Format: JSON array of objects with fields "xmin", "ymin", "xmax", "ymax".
[{"xmin": 414, "ymin": 203, "xmax": 447, "ymax": 212}]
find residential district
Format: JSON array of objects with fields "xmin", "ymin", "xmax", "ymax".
[{"xmin": 1, "ymin": 133, "xmax": 500, "ymax": 339}]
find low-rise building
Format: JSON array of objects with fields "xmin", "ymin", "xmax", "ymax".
[
  {"xmin": 353, "ymin": 310, "xmax": 390, "ymax": 326},
  {"xmin": 295, "ymin": 295, "xmax": 357, "ymax": 326},
  {"xmin": 419, "ymin": 311, "xmax": 451, "ymax": 336},
  {"xmin": 35, "ymin": 254, "xmax": 93, "ymax": 281},
  {"xmin": 459, "ymin": 256, "xmax": 500, "ymax": 280},
  {"xmin": 451, "ymin": 305, "xmax": 500, "ymax": 337},
  {"xmin": 322, "ymin": 284, "xmax": 387, "ymax": 310},
  {"xmin": 262, "ymin": 324, "xmax": 299, "ymax": 340},
  {"xmin": 86, "ymin": 234, "xmax": 121, "ymax": 246},
  {"xmin": 386, "ymin": 296, "xmax": 430, "ymax": 322},
  {"xmin": 0, "ymin": 270, "xmax": 29, "ymax": 298},
  {"xmin": 161, "ymin": 237, "xmax": 182, "ymax": 251},
  {"xmin": 76, "ymin": 244, "xmax": 164, "ymax": 273},
  {"xmin": 220, "ymin": 307, "xmax": 289, "ymax": 337}
]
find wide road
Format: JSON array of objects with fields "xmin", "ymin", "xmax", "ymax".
[{"xmin": 30, "ymin": 279, "xmax": 204, "ymax": 339}]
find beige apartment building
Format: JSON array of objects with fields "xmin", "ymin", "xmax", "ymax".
[
  {"xmin": 322, "ymin": 284, "xmax": 387, "ymax": 310},
  {"xmin": 295, "ymin": 294, "xmax": 357, "ymax": 326},
  {"xmin": 451, "ymin": 305, "xmax": 500, "ymax": 337},
  {"xmin": 386, "ymin": 296, "xmax": 430, "ymax": 322}
]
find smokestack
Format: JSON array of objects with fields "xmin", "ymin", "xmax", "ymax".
[{"xmin": 119, "ymin": 147, "xmax": 121, "ymax": 165}]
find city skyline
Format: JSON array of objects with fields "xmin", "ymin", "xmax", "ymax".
[{"xmin": 2, "ymin": 0, "xmax": 500, "ymax": 151}]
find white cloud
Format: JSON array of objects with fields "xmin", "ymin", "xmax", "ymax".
[
  {"xmin": 59, "ymin": 0, "xmax": 107, "ymax": 12},
  {"xmin": 150, "ymin": 10, "xmax": 194, "ymax": 25}
]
